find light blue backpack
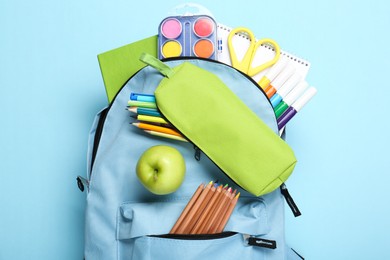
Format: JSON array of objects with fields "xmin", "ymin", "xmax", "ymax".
[{"xmin": 78, "ymin": 57, "xmax": 303, "ymax": 259}]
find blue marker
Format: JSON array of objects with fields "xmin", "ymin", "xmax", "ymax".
[{"xmin": 130, "ymin": 93, "xmax": 156, "ymax": 102}]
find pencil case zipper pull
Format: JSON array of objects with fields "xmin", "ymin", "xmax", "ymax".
[
  {"xmin": 280, "ymin": 183, "xmax": 301, "ymax": 217},
  {"xmin": 76, "ymin": 175, "xmax": 89, "ymax": 192},
  {"xmin": 193, "ymin": 145, "xmax": 201, "ymax": 161}
]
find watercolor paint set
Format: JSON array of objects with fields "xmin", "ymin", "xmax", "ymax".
[{"xmin": 158, "ymin": 15, "xmax": 218, "ymax": 60}]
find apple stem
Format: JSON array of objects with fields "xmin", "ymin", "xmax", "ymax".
[{"xmin": 153, "ymin": 169, "xmax": 158, "ymax": 182}]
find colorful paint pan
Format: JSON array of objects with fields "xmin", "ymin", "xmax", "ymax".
[
  {"xmin": 193, "ymin": 39, "xmax": 214, "ymax": 58},
  {"xmin": 158, "ymin": 15, "xmax": 217, "ymax": 60},
  {"xmin": 161, "ymin": 18, "xmax": 182, "ymax": 39},
  {"xmin": 193, "ymin": 17, "xmax": 215, "ymax": 37},
  {"xmin": 161, "ymin": 40, "xmax": 182, "ymax": 58}
]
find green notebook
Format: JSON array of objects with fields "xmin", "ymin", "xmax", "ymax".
[{"xmin": 97, "ymin": 36, "xmax": 157, "ymax": 103}]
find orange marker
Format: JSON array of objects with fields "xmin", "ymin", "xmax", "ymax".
[{"xmin": 265, "ymin": 64, "xmax": 295, "ymax": 99}]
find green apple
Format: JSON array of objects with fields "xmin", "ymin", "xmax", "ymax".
[{"xmin": 136, "ymin": 145, "xmax": 186, "ymax": 195}]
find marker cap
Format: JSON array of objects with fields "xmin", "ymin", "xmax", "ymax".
[
  {"xmin": 292, "ymin": 87, "xmax": 317, "ymax": 112},
  {"xmin": 283, "ymin": 81, "xmax": 309, "ymax": 106},
  {"xmin": 266, "ymin": 56, "xmax": 289, "ymax": 81},
  {"xmin": 270, "ymin": 64, "xmax": 296, "ymax": 91},
  {"xmin": 277, "ymin": 72, "xmax": 302, "ymax": 97}
]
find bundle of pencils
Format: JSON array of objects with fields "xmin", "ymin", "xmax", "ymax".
[
  {"xmin": 170, "ymin": 181, "xmax": 240, "ymax": 235},
  {"xmin": 127, "ymin": 92, "xmax": 188, "ymax": 142}
]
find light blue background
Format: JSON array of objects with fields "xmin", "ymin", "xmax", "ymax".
[{"xmin": 1, "ymin": 0, "xmax": 389, "ymax": 259}]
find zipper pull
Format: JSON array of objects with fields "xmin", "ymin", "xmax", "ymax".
[
  {"xmin": 139, "ymin": 53, "xmax": 174, "ymax": 78},
  {"xmin": 280, "ymin": 183, "xmax": 301, "ymax": 217},
  {"xmin": 76, "ymin": 175, "xmax": 89, "ymax": 192},
  {"xmin": 194, "ymin": 145, "xmax": 201, "ymax": 161},
  {"xmin": 243, "ymin": 234, "xmax": 277, "ymax": 249}
]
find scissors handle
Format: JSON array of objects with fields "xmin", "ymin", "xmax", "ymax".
[
  {"xmin": 247, "ymin": 38, "xmax": 281, "ymax": 77},
  {"xmin": 227, "ymin": 27, "xmax": 256, "ymax": 73}
]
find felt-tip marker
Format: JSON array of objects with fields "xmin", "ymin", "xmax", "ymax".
[
  {"xmin": 270, "ymin": 72, "xmax": 302, "ymax": 108},
  {"xmin": 130, "ymin": 93, "xmax": 156, "ymax": 102},
  {"xmin": 277, "ymin": 87, "xmax": 317, "ymax": 130},
  {"xmin": 274, "ymin": 81, "xmax": 309, "ymax": 118},
  {"xmin": 257, "ymin": 57, "xmax": 288, "ymax": 91},
  {"xmin": 265, "ymin": 64, "xmax": 296, "ymax": 99}
]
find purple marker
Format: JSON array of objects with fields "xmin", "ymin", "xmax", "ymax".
[{"xmin": 277, "ymin": 87, "xmax": 317, "ymax": 130}]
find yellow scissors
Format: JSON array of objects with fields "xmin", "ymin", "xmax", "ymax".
[{"xmin": 227, "ymin": 27, "xmax": 280, "ymax": 77}]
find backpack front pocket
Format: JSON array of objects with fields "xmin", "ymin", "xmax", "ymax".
[{"xmin": 117, "ymin": 197, "xmax": 271, "ymax": 260}]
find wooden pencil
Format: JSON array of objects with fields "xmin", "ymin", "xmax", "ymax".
[
  {"xmin": 215, "ymin": 191, "xmax": 239, "ymax": 233},
  {"xmin": 174, "ymin": 181, "xmax": 213, "ymax": 234},
  {"xmin": 182, "ymin": 184, "xmax": 216, "ymax": 234},
  {"xmin": 197, "ymin": 185, "xmax": 227, "ymax": 234},
  {"xmin": 203, "ymin": 187, "xmax": 232, "ymax": 234},
  {"xmin": 212, "ymin": 189, "xmax": 237, "ymax": 233},
  {"xmin": 170, "ymin": 183, "xmax": 204, "ymax": 234},
  {"xmin": 190, "ymin": 184, "xmax": 223, "ymax": 234}
]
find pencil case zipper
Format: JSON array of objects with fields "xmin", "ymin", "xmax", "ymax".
[
  {"xmin": 86, "ymin": 57, "xmax": 299, "ymax": 216},
  {"xmin": 88, "ymin": 57, "xmax": 272, "ymax": 178}
]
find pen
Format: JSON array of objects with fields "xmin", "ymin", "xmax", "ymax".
[
  {"xmin": 128, "ymin": 100, "xmax": 157, "ymax": 109},
  {"xmin": 127, "ymin": 107, "xmax": 161, "ymax": 117},
  {"xmin": 130, "ymin": 93, "xmax": 156, "ymax": 102},
  {"xmin": 274, "ymin": 81, "xmax": 308, "ymax": 118},
  {"xmin": 265, "ymin": 64, "xmax": 296, "ymax": 99},
  {"xmin": 277, "ymin": 87, "xmax": 317, "ymax": 130},
  {"xmin": 270, "ymin": 72, "xmax": 302, "ymax": 108},
  {"xmin": 258, "ymin": 57, "xmax": 288, "ymax": 90}
]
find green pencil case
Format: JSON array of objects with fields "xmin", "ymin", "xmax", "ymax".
[{"xmin": 140, "ymin": 53, "xmax": 297, "ymax": 196}]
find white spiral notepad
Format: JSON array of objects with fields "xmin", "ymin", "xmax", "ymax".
[{"xmin": 216, "ymin": 24, "xmax": 311, "ymax": 82}]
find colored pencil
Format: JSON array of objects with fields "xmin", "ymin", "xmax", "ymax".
[
  {"xmin": 170, "ymin": 183, "xmax": 204, "ymax": 234},
  {"xmin": 182, "ymin": 184, "xmax": 217, "ymax": 234},
  {"xmin": 144, "ymin": 130, "xmax": 188, "ymax": 142},
  {"xmin": 132, "ymin": 122, "xmax": 182, "ymax": 137},
  {"xmin": 213, "ymin": 189, "xmax": 235, "ymax": 230},
  {"xmin": 190, "ymin": 184, "xmax": 223, "ymax": 234},
  {"xmin": 174, "ymin": 182, "xmax": 214, "ymax": 234},
  {"xmin": 215, "ymin": 192, "xmax": 240, "ymax": 233},
  {"xmin": 137, "ymin": 114, "xmax": 168, "ymax": 125},
  {"xmin": 128, "ymin": 107, "xmax": 161, "ymax": 117},
  {"xmin": 197, "ymin": 185, "xmax": 229, "ymax": 234},
  {"xmin": 127, "ymin": 100, "xmax": 157, "ymax": 109},
  {"xmin": 202, "ymin": 187, "xmax": 232, "ymax": 234}
]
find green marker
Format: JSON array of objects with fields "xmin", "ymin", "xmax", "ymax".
[{"xmin": 274, "ymin": 81, "xmax": 308, "ymax": 119}]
